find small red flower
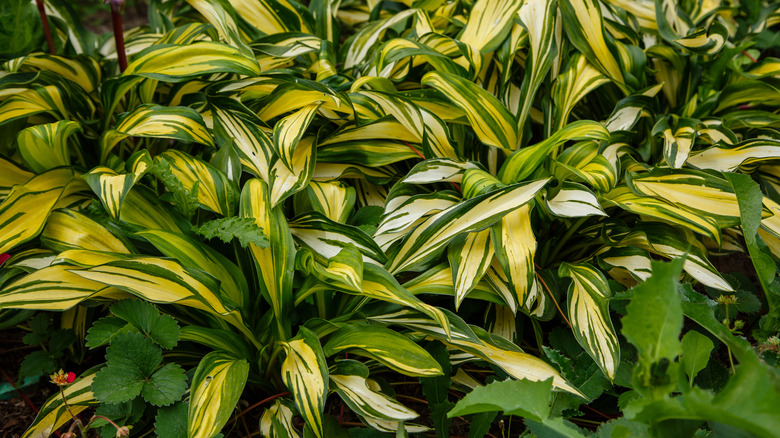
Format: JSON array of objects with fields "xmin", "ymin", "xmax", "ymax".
[
  {"xmin": 50, "ymin": 369, "xmax": 76, "ymax": 386},
  {"xmin": 0, "ymin": 253, "xmax": 10, "ymax": 266}
]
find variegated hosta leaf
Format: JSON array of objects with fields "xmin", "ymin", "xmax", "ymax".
[
  {"xmin": 183, "ymin": 0, "xmax": 252, "ymax": 54},
  {"xmin": 686, "ymin": 138, "xmax": 780, "ymax": 173},
  {"xmin": 0, "ymin": 265, "xmax": 126, "ymax": 311},
  {"xmin": 135, "ymin": 229, "xmax": 249, "ymax": 310},
  {"xmin": 21, "ymin": 368, "xmax": 99, "ymax": 438},
  {"xmin": 40, "ymin": 209, "xmax": 130, "ymax": 253},
  {"xmin": 652, "ymin": 115, "xmax": 699, "ymax": 169},
  {"xmin": 330, "ymin": 360, "xmax": 418, "ymax": 423},
  {"xmin": 545, "ymin": 182, "xmax": 607, "ymax": 218},
  {"xmin": 386, "ymin": 179, "xmax": 549, "ymax": 273},
  {"xmin": 280, "ymin": 327, "xmax": 329, "ymax": 438},
  {"xmin": 296, "ymin": 244, "xmax": 363, "ymax": 292},
  {"xmin": 559, "ymin": 262, "xmax": 620, "ymax": 381},
  {"xmin": 323, "ymin": 325, "xmax": 443, "ymax": 377},
  {"xmin": 607, "ymin": 222, "xmax": 733, "ymax": 291},
  {"xmin": 400, "ymin": 159, "xmax": 480, "ymax": 185},
  {"xmin": 499, "ymin": 120, "xmax": 609, "ymax": 183},
  {"xmin": 210, "ymin": 97, "xmax": 274, "ymax": 182},
  {"xmin": 317, "ymin": 139, "xmax": 420, "ymax": 167},
  {"xmin": 370, "ymin": 309, "xmax": 582, "ymax": 395},
  {"xmin": 6, "ymin": 249, "xmax": 57, "ymax": 272},
  {"xmin": 15, "ymin": 53, "xmax": 101, "ymax": 93},
  {"xmin": 231, "ymin": 0, "xmax": 313, "ymax": 35},
  {"xmin": 422, "ymin": 71, "xmax": 518, "ymax": 150},
  {"xmin": 603, "ymin": 186, "xmax": 722, "ymax": 245},
  {"xmin": 240, "ymin": 179, "xmax": 295, "ymax": 331},
  {"xmin": 0, "ymin": 168, "xmax": 76, "ymax": 254},
  {"xmin": 260, "ymin": 399, "xmax": 302, "ymax": 438},
  {"xmin": 552, "ymin": 54, "xmax": 610, "ymax": 130},
  {"xmin": 122, "ymin": 41, "xmax": 261, "ymax": 82},
  {"xmin": 161, "ymin": 150, "xmax": 239, "ymax": 217},
  {"xmin": 552, "ymin": 140, "xmax": 620, "ymax": 192},
  {"xmin": 461, "ymin": 169, "xmax": 504, "ymax": 199},
  {"xmin": 72, "ymin": 257, "xmax": 255, "ymax": 339},
  {"xmin": 306, "ymin": 181, "xmax": 356, "ymax": 223},
  {"xmin": 120, "ymin": 186, "xmax": 190, "ymax": 234},
  {"xmin": 595, "ymin": 246, "xmax": 653, "ymax": 287},
  {"xmin": 674, "ymin": 19, "xmax": 728, "ymax": 55},
  {"xmin": 343, "ymin": 9, "xmax": 432, "ymax": 70},
  {"xmin": 82, "ymin": 166, "xmax": 144, "ymax": 219},
  {"xmin": 459, "ymin": 0, "xmax": 523, "ymax": 54},
  {"xmin": 516, "ymin": 0, "xmax": 558, "ymax": 137},
  {"xmin": 560, "ymin": 0, "xmax": 626, "ymax": 90},
  {"xmin": 0, "ymin": 157, "xmax": 33, "ymax": 199},
  {"xmin": 404, "ymin": 264, "xmax": 506, "ymax": 306},
  {"xmin": 491, "ymin": 205, "xmax": 537, "ymax": 311},
  {"xmin": 188, "ymin": 352, "xmax": 250, "ymax": 438},
  {"xmin": 604, "ymin": 86, "xmax": 664, "ymax": 133},
  {"xmin": 374, "ymin": 191, "xmax": 460, "ymax": 251},
  {"xmin": 270, "ymin": 137, "xmax": 316, "ymax": 207},
  {"xmin": 274, "ymin": 103, "xmax": 321, "ymax": 172},
  {"xmin": 290, "ymin": 212, "xmax": 386, "ymax": 264},
  {"xmin": 448, "ymin": 229, "xmax": 494, "ymax": 309},
  {"xmin": 179, "ymin": 326, "xmax": 253, "ymax": 360},
  {"xmin": 0, "ymin": 85, "xmax": 69, "ymax": 126},
  {"xmin": 626, "ymin": 168, "xmax": 741, "ymax": 228},
  {"xmin": 256, "ymin": 82, "xmax": 345, "ymax": 122},
  {"xmin": 100, "ymin": 105, "xmax": 215, "ymax": 163},
  {"xmin": 16, "ymin": 120, "xmax": 80, "ymax": 173}
]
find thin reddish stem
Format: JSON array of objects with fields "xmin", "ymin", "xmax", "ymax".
[
  {"xmin": 232, "ymin": 391, "xmax": 291, "ymax": 421},
  {"xmin": 35, "ymin": 0, "xmax": 56, "ymax": 54},
  {"xmin": 534, "ymin": 263, "xmax": 572, "ymax": 328},
  {"xmin": 741, "ymin": 50, "xmax": 757, "ymax": 63},
  {"xmin": 0, "ymin": 368, "xmax": 39, "ymax": 414}
]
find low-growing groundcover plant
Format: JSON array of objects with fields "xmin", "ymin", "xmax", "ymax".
[{"xmin": 1, "ymin": 0, "xmax": 780, "ymax": 436}]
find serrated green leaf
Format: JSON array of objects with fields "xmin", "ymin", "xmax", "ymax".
[
  {"xmin": 448, "ymin": 378, "xmax": 553, "ymax": 422},
  {"xmin": 192, "ymin": 217, "xmax": 270, "ymax": 248},
  {"xmin": 92, "ymin": 333, "xmax": 162, "ymax": 404},
  {"xmin": 149, "ymin": 315, "xmax": 180, "ymax": 350},
  {"xmin": 85, "ymin": 317, "xmax": 130, "ymax": 349},
  {"xmin": 111, "ymin": 299, "xmax": 158, "ymax": 333},
  {"xmin": 143, "ymin": 363, "xmax": 187, "ymax": 407},
  {"xmin": 19, "ymin": 350, "xmax": 56, "ymax": 379},
  {"xmin": 155, "ymin": 401, "xmax": 189, "ymax": 438}
]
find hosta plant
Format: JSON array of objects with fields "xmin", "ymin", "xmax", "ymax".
[{"xmin": 0, "ymin": 0, "xmax": 780, "ymax": 436}]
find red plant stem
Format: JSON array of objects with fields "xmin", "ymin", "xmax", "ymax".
[
  {"xmin": 534, "ymin": 262, "xmax": 572, "ymax": 328},
  {"xmin": 35, "ymin": 0, "xmax": 56, "ymax": 54},
  {"xmin": 111, "ymin": 8, "xmax": 128, "ymax": 72},
  {"xmin": 0, "ymin": 368, "xmax": 39, "ymax": 414},
  {"xmin": 741, "ymin": 50, "xmax": 757, "ymax": 63},
  {"xmin": 232, "ymin": 391, "xmax": 291, "ymax": 421}
]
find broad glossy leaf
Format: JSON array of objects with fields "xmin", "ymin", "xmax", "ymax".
[
  {"xmin": 448, "ymin": 378, "xmax": 553, "ymax": 421},
  {"xmin": 0, "ymin": 85, "xmax": 68, "ymax": 126},
  {"xmin": 447, "ymin": 229, "xmax": 494, "ymax": 309},
  {"xmin": 231, "ymin": 0, "xmax": 313, "ymax": 34},
  {"xmin": 386, "ymin": 179, "xmax": 549, "ymax": 273},
  {"xmin": 274, "ymin": 103, "xmax": 321, "ymax": 172},
  {"xmin": 188, "ymin": 352, "xmax": 250, "ymax": 438},
  {"xmin": 330, "ymin": 360, "xmax": 418, "ymax": 421},
  {"xmin": 16, "ymin": 53, "xmax": 101, "ymax": 93},
  {"xmin": 552, "ymin": 54, "xmax": 610, "ymax": 129},
  {"xmin": 459, "ymin": 0, "xmax": 522, "ymax": 54},
  {"xmin": 374, "ymin": 191, "xmax": 460, "ymax": 250},
  {"xmin": 122, "ymin": 41, "xmax": 261, "ymax": 81},
  {"xmin": 161, "ymin": 150, "xmax": 239, "ymax": 216},
  {"xmin": 210, "ymin": 98, "xmax": 274, "ymax": 182},
  {"xmin": 41, "ymin": 209, "xmax": 130, "ymax": 253},
  {"xmin": 324, "ymin": 325, "xmax": 443, "ymax": 376},
  {"xmin": 0, "ymin": 168, "xmax": 75, "ymax": 254},
  {"xmin": 270, "ymin": 137, "xmax": 316, "ymax": 207},
  {"xmin": 16, "ymin": 120, "xmax": 80, "ymax": 173},
  {"xmin": 500, "ymin": 120, "xmax": 609, "ymax": 183},
  {"xmin": 100, "ymin": 105, "xmax": 214, "ymax": 163},
  {"xmin": 260, "ymin": 399, "xmax": 301, "ymax": 438},
  {"xmin": 306, "ymin": 181, "xmax": 356, "ymax": 223},
  {"xmin": 491, "ymin": 206, "xmax": 537, "ymax": 311},
  {"xmin": 686, "ymin": 138, "xmax": 780, "ymax": 173},
  {"xmin": 422, "ymin": 71, "xmax": 517, "ymax": 150},
  {"xmin": 179, "ymin": 326, "xmax": 253, "ymax": 359},
  {"xmin": 545, "ymin": 182, "xmax": 606, "ymax": 218},
  {"xmin": 559, "ymin": 263, "xmax": 620, "ymax": 381},
  {"xmin": 289, "ymin": 212, "xmax": 386, "ymax": 264},
  {"xmin": 135, "ymin": 229, "xmax": 249, "ymax": 310},
  {"xmin": 184, "ymin": 0, "xmax": 252, "ymax": 54},
  {"xmin": 400, "ymin": 159, "xmax": 480, "ymax": 185},
  {"xmin": 280, "ymin": 327, "xmax": 328, "ymax": 438},
  {"xmin": 82, "ymin": 166, "xmax": 143, "ymax": 220}
]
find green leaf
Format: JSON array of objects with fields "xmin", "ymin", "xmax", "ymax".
[
  {"xmin": 149, "ymin": 315, "xmax": 181, "ymax": 350},
  {"xmin": 420, "ymin": 342, "xmax": 452, "ymax": 438},
  {"xmin": 142, "ymin": 363, "xmax": 187, "ymax": 407},
  {"xmin": 447, "ymin": 378, "xmax": 553, "ymax": 422},
  {"xmin": 0, "ymin": 0, "xmax": 43, "ymax": 58},
  {"xmin": 192, "ymin": 217, "xmax": 270, "ymax": 248},
  {"xmin": 19, "ymin": 350, "xmax": 56, "ymax": 379},
  {"xmin": 725, "ymin": 172, "xmax": 778, "ymax": 316},
  {"xmin": 92, "ymin": 333, "xmax": 163, "ymax": 404},
  {"xmin": 525, "ymin": 417, "xmax": 588, "ymax": 438},
  {"xmin": 621, "ymin": 259, "xmax": 684, "ymax": 388},
  {"xmin": 111, "ymin": 299, "xmax": 159, "ymax": 334},
  {"xmin": 156, "ymin": 402, "xmax": 189, "ymax": 438},
  {"xmin": 680, "ymin": 331, "xmax": 714, "ymax": 385},
  {"xmin": 86, "ymin": 317, "xmax": 132, "ymax": 349}
]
